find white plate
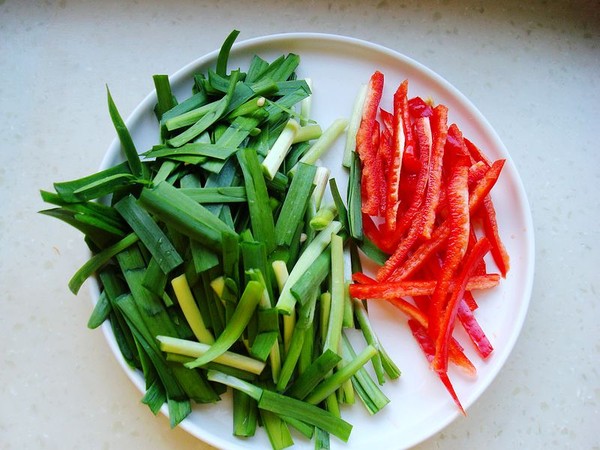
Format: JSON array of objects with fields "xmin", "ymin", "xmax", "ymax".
[{"xmin": 93, "ymin": 33, "xmax": 535, "ymax": 450}]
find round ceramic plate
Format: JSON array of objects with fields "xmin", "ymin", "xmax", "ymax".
[{"xmin": 93, "ymin": 33, "xmax": 535, "ymax": 450}]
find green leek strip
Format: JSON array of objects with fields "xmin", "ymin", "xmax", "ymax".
[
  {"xmin": 152, "ymin": 160, "xmax": 179, "ymax": 184},
  {"xmin": 114, "ymin": 294, "xmax": 187, "ymax": 400},
  {"xmin": 328, "ymin": 178, "xmax": 350, "ymax": 234},
  {"xmin": 311, "ymin": 166, "xmax": 331, "ymax": 211},
  {"xmin": 233, "ymin": 390, "xmax": 258, "ymax": 437},
  {"xmin": 259, "ymin": 390, "xmax": 352, "ymax": 443},
  {"xmin": 138, "ymin": 181, "xmax": 236, "ymax": 252},
  {"xmin": 167, "ymin": 70, "xmax": 240, "ymax": 148},
  {"xmin": 262, "ymin": 119, "xmax": 299, "ymax": 180},
  {"xmin": 185, "ymin": 280, "xmax": 264, "ymax": 369},
  {"xmin": 144, "ymin": 143, "xmax": 238, "ymax": 161},
  {"xmin": 276, "ymin": 289, "xmax": 318, "ymax": 392},
  {"xmin": 293, "ymin": 124, "xmax": 322, "ymax": 143},
  {"xmin": 341, "ymin": 334, "xmax": 390, "ymax": 415},
  {"xmin": 114, "ymin": 195, "xmax": 183, "ymax": 274},
  {"xmin": 272, "ymin": 260, "xmax": 295, "ymax": 355},
  {"xmin": 259, "ymin": 53, "xmax": 301, "ymax": 83},
  {"xmin": 52, "ymin": 162, "xmax": 132, "ymax": 203},
  {"xmin": 237, "ymin": 148, "xmax": 277, "ymax": 254},
  {"xmin": 180, "ymin": 187, "xmax": 246, "ymax": 204},
  {"xmin": 87, "ymin": 291, "xmax": 111, "ymax": 329},
  {"xmin": 152, "ymin": 74, "xmax": 177, "ymax": 120},
  {"xmin": 323, "ymin": 233, "xmax": 345, "ymax": 354},
  {"xmin": 310, "ymin": 204, "xmax": 337, "ymax": 231},
  {"xmin": 157, "ymin": 335, "xmax": 265, "ymax": 375},
  {"xmin": 353, "ymin": 298, "xmax": 385, "ymax": 384},
  {"xmin": 160, "ymin": 92, "xmax": 208, "ymax": 124},
  {"xmin": 274, "ymin": 162, "xmax": 317, "ymax": 247},
  {"xmin": 275, "ymin": 221, "xmax": 342, "ymax": 315},
  {"xmin": 216, "ymin": 29, "xmax": 240, "ymax": 76},
  {"xmin": 285, "ymin": 349, "xmax": 342, "ymax": 400},
  {"xmin": 68, "ymin": 232, "xmax": 139, "ymax": 294},
  {"xmin": 347, "ymin": 151, "xmax": 363, "ymax": 240},
  {"xmin": 141, "ymin": 379, "xmax": 166, "ymax": 415},
  {"xmin": 106, "ymin": 87, "xmax": 144, "ymax": 178},
  {"xmin": 342, "ymin": 83, "xmax": 367, "ymax": 168},
  {"xmin": 289, "ymin": 249, "xmax": 330, "ymax": 304},
  {"xmin": 260, "ymin": 409, "xmax": 294, "ymax": 450},
  {"xmin": 164, "ymin": 99, "xmax": 221, "ymax": 131},
  {"xmin": 206, "ymin": 370, "xmax": 263, "ymax": 401},
  {"xmin": 294, "ymin": 118, "xmax": 348, "ymax": 168},
  {"xmin": 171, "ymin": 274, "xmax": 215, "ymax": 344},
  {"xmin": 299, "ymin": 77, "xmax": 312, "ymax": 126},
  {"xmin": 305, "ymin": 345, "xmax": 377, "ymax": 405}
]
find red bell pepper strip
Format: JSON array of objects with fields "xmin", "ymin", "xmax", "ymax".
[
  {"xmin": 465, "ymin": 137, "xmax": 492, "ymax": 168},
  {"xmin": 457, "ymin": 300, "xmax": 494, "ymax": 359},
  {"xmin": 351, "ymin": 272, "xmax": 377, "ymax": 284},
  {"xmin": 408, "ymin": 96, "xmax": 434, "ymax": 119},
  {"xmin": 420, "ymin": 104, "xmax": 449, "ymax": 239},
  {"xmin": 480, "ymin": 195, "xmax": 510, "ymax": 277},
  {"xmin": 432, "ymin": 237, "xmax": 492, "ymax": 373},
  {"xmin": 407, "ymin": 319, "xmax": 466, "ymax": 415},
  {"xmin": 385, "ymin": 297, "xmax": 476, "ymax": 376},
  {"xmin": 402, "ymin": 152, "xmax": 422, "ymax": 174},
  {"xmin": 392, "ymin": 116, "xmax": 432, "ymax": 238},
  {"xmin": 427, "ymin": 154, "xmax": 470, "ymax": 341},
  {"xmin": 348, "ymin": 274, "xmax": 500, "ymax": 299},
  {"xmin": 384, "ymin": 80, "xmax": 410, "ymax": 231},
  {"xmin": 356, "ymin": 71, "xmax": 385, "ymax": 216},
  {"xmin": 386, "ymin": 159, "xmax": 506, "ymax": 282}
]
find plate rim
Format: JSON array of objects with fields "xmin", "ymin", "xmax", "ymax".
[{"xmin": 91, "ymin": 32, "xmax": 535, "ymax": 450}]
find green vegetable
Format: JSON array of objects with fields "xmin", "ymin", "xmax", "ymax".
[{"xmin": 40, "ymin": 30, "xmax": 401, "ymax": 449}]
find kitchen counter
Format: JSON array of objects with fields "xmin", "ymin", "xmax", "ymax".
[{"xmin": 2, "ymin": 0, "xmax": 598, "ymax": 449}]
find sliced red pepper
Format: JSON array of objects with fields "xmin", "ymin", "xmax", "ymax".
[
  {"xmin": 385, "ymin": 297, "xmax": 476, "ymax": 377},
  {"xmin": 393, "ymin": 116, "xmax": 432, "ymax": 238},
  {"xmin": 427, "ymin": 149, "xmax": 470, "ymax": 338},
  {"xmin": 420, "ymin": 104, "xmax": 449, "ymax": 239},
  {"xmin": 402, "ymin": 152, "xmax": 422, "ymax": 174},
  {"xmin": 480, "ymin": 195, "xmax": 510, "ymax": 277},
  {"xmin": 408, "ymin": 96, "xmax": 434, "ymax": 119},
  {"xmin": 348, "ymin": 274, "xmax": 500, "ymax": 299},
  {"xmin": 356, "ymin": 71, "xmax": 385, "ymax": 216},
  {"xmin": 384, "ymin": 80, "xmax": 410, "ymax": 231},
  {"xmin": 433, "ymin": 237, "xmax": 492, "ymax": 373},
  {"xmin": 386, "ymin": 159, "xmax": 505, "ymax": 282},
  {"xmin": 457, "ymin": 300, "xmax": 494, "ymax": 359},
  {"xmin": 362, "ymin": 213, "xmax": 396, "ymax": 254},
  {"xmin": 351, "ymin": 271, "xmax": 377, "ymax": 284},
  {"xmin": 465, "ymin": 137, "xmax": 492, "ymax": 167},
  {"xmin": 407, "ymin": 319, "xmax": 466, "ymax": 415}
]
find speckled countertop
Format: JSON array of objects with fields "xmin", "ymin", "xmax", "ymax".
[{"xmin": 2, "ymin": 1, "xmax": 598, "ymax": 449}]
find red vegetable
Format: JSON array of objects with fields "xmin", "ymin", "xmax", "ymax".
[
  {"xmin": 356, "ymin": 71, "xmax": 385, "ymax": 216},
  {"xmin": 351, "ymin": 72, "xmax": 509, "ymax": 411}
]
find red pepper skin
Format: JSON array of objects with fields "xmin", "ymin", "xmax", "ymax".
[
  {"xmin": 407, "ymin": 319, "xmax": 466, "ymax": 415},
  {"xmin": 351, "ymin": 272, "xmax": 377, "ymax": 284},
  {"xmin": 408, "ymin": 96, "xmax": 434, "ymax": 119},
  {"xmin": 384, "ymin": 80, "xmax": 411, "ymax": 231},
  {"xmin": 420, "ymin": 104, "xmax": 449, "ymax": 240},
  {"xmin": 393, "ymin": 116, "xmax": 433, "ymax": 239},
  {"xmin": 465, "ymin": 137, "xmax": 492, "ymax": 168},
  {"xmin": 348, "ymin": 274, "xmax": 500, "ymax": 299},
  {"xmin": 480, "ymin": 195, "xmax": 510, "ymax": 277},
  {"xmin": 433, "ymin": 238, "xmax": 492, "ymax": 373},
  {"xmin": 427, "ymin": 155, "xmax": 470, "ymax": 342},
  {"xmin": 457, "ymin": 300, "xmax": 494, "ymax": 359},
  {"xmin": 356, "ymin": 71, "xmax": 385, "ymax": 216}
]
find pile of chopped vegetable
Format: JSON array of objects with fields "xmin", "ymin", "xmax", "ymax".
[
  {"xmin": 345, "ymin": 71, "xmax": 510, "ymax": 412},
  {"xmin": 40, "ymin": 31, "xmax": 402, "ymax": 449}
]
